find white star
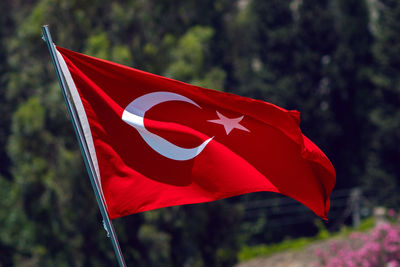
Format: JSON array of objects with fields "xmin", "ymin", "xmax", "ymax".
[{"xmin": 208, "ymin": 111, "xmax": 250, "ymax": 135}]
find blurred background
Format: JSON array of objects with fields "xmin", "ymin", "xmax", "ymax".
[{"xmin": 1, "ymin": 0, "xmax": 399, "ymax": 266}]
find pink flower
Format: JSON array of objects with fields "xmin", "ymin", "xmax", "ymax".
[
  {"xmin": 329, "ymin": 241, "xmax": 339, "ymax": 253},
  {"xmin": 313, "ymin": 223, "xmax": 400, "ymax": 267},
  {"xmin": 315, "ymin": 249, "xmax": 324, "ymax": 258},
  {"xmin": 388, "ymin": 209, "xmax": 396, "ymax": 218},
  {"xmin": 387, "ymin": 260, "xmax": 400, "ymax": 267}
]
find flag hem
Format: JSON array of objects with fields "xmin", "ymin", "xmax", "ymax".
[{"xmin": 56, "ymin": 47, "xmax": 107, "ymax": 206}]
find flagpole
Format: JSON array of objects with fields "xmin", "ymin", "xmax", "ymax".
[{"xmin": 41, "ymin": 25, "xmax": 127, "ymax": 267}]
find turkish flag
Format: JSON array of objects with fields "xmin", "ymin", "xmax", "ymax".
[{"xmin": 56, "ymin": 46, "xmax": 335, "ymax": 220}]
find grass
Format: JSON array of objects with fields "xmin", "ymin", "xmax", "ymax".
[{"xmin": 238, "ymin": 217, "xmax": 375, "ymax": 262}]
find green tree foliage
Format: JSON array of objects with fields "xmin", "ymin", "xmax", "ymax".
[
  {"xmin": 0, "ymin": 0, "xmax": 12, "ymax": 179},
  {"xmin": 364, "ymin": 0, "xmax": 400, "ymax": 207},
  {"xmin": 232, "ymin": 0, "xmax": 296, "ymax": 102},
  {"xmin": 0, "ymin": 0, "xmax": 399, "ymax": 266},
  {"xmin": 164, "ymin": 25, "xmax": 226, "ymax": 89},
  {"xmin": 326, "ymin": 0, "xmax": 375, "ymax": 188}
]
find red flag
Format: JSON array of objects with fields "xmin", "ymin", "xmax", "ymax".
[{"xmin": 56, "ymin": 46, "xmax": 335, "ymax": 220}]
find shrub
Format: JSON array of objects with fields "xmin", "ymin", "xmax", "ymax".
[{"xmin": 314, "ymin": 216, "xmax": 400, "ymax": 267}]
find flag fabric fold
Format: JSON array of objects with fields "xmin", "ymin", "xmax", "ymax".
[{"xmin": 56, "ymin": 46, "xmax": 336, "ymax": 220}]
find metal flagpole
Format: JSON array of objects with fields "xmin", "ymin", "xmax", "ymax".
[{"xmin": 41, "ymin": 25, "xmax": 127, "ymax": 267}]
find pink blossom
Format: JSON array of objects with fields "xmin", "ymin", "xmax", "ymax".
[
  {"xmin": 314, "ymin": 223, "xmax": 400, "ymax": 267},
  {"xmin": 388, "ymin": 209, "xmax": 396, "ymax": 218},
  {"xmin": 387, "ymin": 260, "xmax": 400, "ymax": 267}
]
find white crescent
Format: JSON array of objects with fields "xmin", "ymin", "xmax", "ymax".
[{"xmin": 122, "ymin": 91, "xmax": 213, "ymax": 161}]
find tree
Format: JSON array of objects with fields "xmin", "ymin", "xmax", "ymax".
[
  {"xmin": 322, "ymin": 0, "xmax": 375, "ymax": 188},
  {"xmin": 364, "ymin": 0, "xmax": 400, "ymax": 207},
  {"xmin": 0, "ymin": 0, "xmax": 12, "ymax": 179}
]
